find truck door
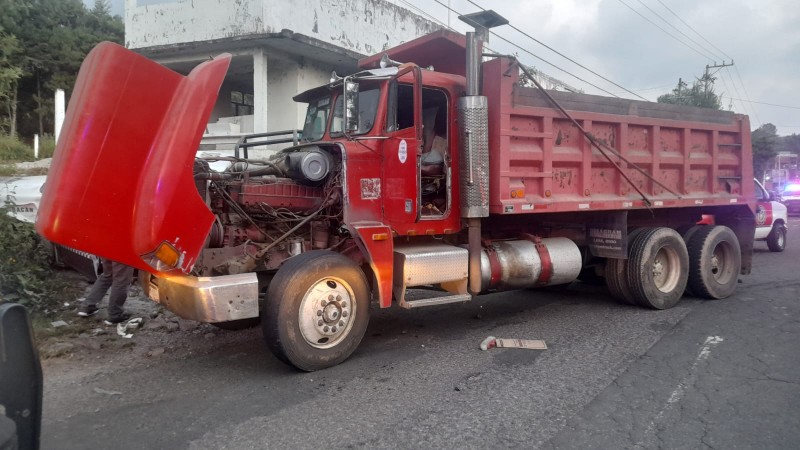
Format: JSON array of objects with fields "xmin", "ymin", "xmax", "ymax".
[{"xmin": 383, "ymin": 68, "xmax": 422, "ymax": 224}]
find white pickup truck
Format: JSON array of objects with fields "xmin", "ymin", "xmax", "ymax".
[{"xmin": 754, "ymin": 178, "xmax": 788, "ymax": 252}]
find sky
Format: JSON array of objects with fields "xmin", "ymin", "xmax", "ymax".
[{"xmin": 99, "ymin": 0, "xmax": 799, "ymax": 135}]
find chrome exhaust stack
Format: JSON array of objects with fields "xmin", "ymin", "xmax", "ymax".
[{"xmin": 458, "ymin": 10, "xmax": 508, "ymax": 295}]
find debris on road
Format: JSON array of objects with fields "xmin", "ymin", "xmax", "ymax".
[
  {"xmin": 116, "ymin": 317, "xmax": 143, "ymax": 339},
  {"xmin": 147, "ymin": 347, "xmax": 165, "ymax": 357},
  {"xmin": 51, "ymin": 320, "xmax": 68, "ymax": 328},
  {"xmin": 480, "ymin": 336, "xmax": 547, "ymax": 351},
  {"xmin": 93, "ymin": 387, "xmax": 122, "ymax": 396}
]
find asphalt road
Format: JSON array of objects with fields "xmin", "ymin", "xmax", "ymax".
[{"xmin": 41, "ymin": 219, "xmax": 800, "ymax": 449}]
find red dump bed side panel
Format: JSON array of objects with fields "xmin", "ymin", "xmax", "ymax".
[
  {"xmin": 36, "ymin": 42, "xmax": 230, "ymax": 275},
  {"xmin": 483, "ymin": 58, "xmax": 754, "ymax": 215}
]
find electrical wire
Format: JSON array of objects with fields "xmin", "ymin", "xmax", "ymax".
[
  {"xmin": 634, "ymin": 0, "xmax": 719, "ymax": 61},
  {"xmin": 427, "ymin": 0, "xmax": 623, "ymax": 98},
  {"xmin": 719, "ymin": 96, "xmax": 800, "ymax": 111},
  {"xmin": 655, "ymin": 0, "xmax": 733, "ymax": 61},
  {"xmin": 733, "ymin": 65, "xmax": 761, "ymax": 125},
  {"xmin": 616, "ymin": 0, "xmax": 716, "ymax": 62},
  {"xmin": 465, "ymin": 0, "xmax": 648, "ymax": 101},
  {"xmin": 651, "ymin": 0, "xmax": 760, "ymax": 125}
]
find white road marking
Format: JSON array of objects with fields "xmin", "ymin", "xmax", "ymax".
[{"xmin": 638, "ymin": 336, "xmax": 724, "ymax": 445}]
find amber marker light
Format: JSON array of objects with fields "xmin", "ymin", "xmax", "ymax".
[{"xmin": 155, "ymin": 241, "xmax": 181, "ymax": 268}]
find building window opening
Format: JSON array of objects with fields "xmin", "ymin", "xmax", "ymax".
[{"xmin": 231, "ymin": 91, "xmax": 254, "ymax": 116}]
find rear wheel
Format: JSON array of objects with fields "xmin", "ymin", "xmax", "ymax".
[
  {"xmin": 605, "ymin": 228, "xmax": 646, "ymax": 306},
  {"xmin": 262, "ymin": 251, "xmax": 370, "ymax": 371},
  {"xmin": 767, "ymin": 224, "xmax": 786, "ymax": 252},
  {"xmin": 687, "ymin": 225, "xmax": 741, "ymax": 299},
  {"xmin": 627, "ymin": 227, "xmax": 689, "ymax": 309}
]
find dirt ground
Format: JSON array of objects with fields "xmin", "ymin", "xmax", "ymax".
[{"xmin": 35, "ymin": 273, "xmax": 258, "ymax": 376}]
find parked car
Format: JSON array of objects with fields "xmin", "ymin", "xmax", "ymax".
[
  {"xmin": 755, "ymin": 179, "xmax": 788, "ymax": 252},
  {"xmin": 2, "ymin": 176, "xmax": 101, "ymax": 281},
  {"xmin": 780, "ymin": 183, "xmax": 800, "ymax": 215}
]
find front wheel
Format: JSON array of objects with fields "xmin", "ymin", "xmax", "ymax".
[
  {"xmin": 767, "ymin": 224, "xmax": 787, "ymax": 252},
  {"xmin": 262, "ymin": 251, "xmax": 370, "ymax": 371}
]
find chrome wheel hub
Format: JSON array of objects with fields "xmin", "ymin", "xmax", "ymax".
[{"xmin": 298, "ymin": 278, "xmax": 355, "ymax": 349}]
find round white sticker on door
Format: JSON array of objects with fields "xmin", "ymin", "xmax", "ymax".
[{"xmin": 398, "ymin": 139, "xmax": 408, "ymax": 164}]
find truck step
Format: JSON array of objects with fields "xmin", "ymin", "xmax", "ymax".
[{"xmin": 400, "ymin": 293, "xmax": 471, "ymax": 309}]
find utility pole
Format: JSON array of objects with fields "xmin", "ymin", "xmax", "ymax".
[{"xmin": 704, "ymin": 61, "xmax": 734, "ymax": 94}]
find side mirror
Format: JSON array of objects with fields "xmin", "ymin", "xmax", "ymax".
[{"xmin": 344, "ymin": 81, "xmax": 359, "ymax": 133}]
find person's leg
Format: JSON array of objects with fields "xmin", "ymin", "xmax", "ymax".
[
  {"xmin": 107, "ymin": 262, "xmax": 134, "ymax": 319},
  {"xmin": 81, "ymin": 259, "xmax": 114, "ymax": 309}
]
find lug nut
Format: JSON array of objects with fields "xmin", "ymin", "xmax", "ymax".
[
  {"xmin": 331, "ymin": 326, "xmax": 337, "ymax": 333},
  {"xmin": 318, "ymin": 320, "xmax": 323, "ymax": 326},
  {"xmin": 324, "ymin": 326, "xmax": 329, "ymax": 332},
  {"xmin": 317, "ymin": 310, "xmax": 322, "ymax": 316},
  {"xmin": 328, "ymin": 294, "xmax": 334, "ymax": 301},
  {"xmin": 321, "ymin": 300, "xmax": 327, "ymax": 306},
  {"xmin": 341, "ymin": 301, "xmax": 347, "ymax": 308},
  {"xmin": 336, "ymin": 295, "xmax": 342, "ymax": 301},
  {"xmin": 339, "ymin": 320, "xmax": 344, "ymax": 327},
  {"xmin": 342, "ymin": 311, "xmax": 348, "ymax": 318}
]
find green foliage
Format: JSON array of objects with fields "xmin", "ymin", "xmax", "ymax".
[
  {"xmin": 0, "ymin": 206, "xmax": 66, "ymax": 314},
  {"xmin": 38, "ymin": 135, "xmax": 56, "ymax": 158},
  {"xmin": 0, "ymin": 132, "xmax": 33, "ymax": 161},
  {"xmin": 0, "ymin": 0, "xmax": 124, "ymax": 138},
  {"xmin": 752, "ymin": 123, "xmax": 779, "ymax": 179},
  {"xmin": 657, "ymin": 73, "xmax": 722, "ymax": 110}
]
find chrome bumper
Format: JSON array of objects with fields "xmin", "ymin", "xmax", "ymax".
[{"xmin": 140, "ymin": 272, "xmax": 259, "ymax": 323}]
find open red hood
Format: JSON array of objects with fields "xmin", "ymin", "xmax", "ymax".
[{"xmin": 36, "ymin": 42, "xmax": 230, "ymax": 276}]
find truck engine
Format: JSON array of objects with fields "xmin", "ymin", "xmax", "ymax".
[{"xmin": 191, "ymin": 146, "xmax": 347, "ymax": 278}]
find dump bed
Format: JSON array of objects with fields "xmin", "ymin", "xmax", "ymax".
[{"xmin": 482, "ymin": 58, "xmax": 754, "ymax": 215}]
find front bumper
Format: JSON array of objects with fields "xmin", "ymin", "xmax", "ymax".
[{"xmin": 140, "ymin": 272, "xmax": 259, "ymax": 323}]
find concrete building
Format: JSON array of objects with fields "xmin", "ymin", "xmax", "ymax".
[{"xmin": 124, "ymin": 0, "xmax": 440, "ymax": 148}]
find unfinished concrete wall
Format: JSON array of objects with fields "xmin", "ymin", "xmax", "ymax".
[{"xmin": 125, "ymin": 0, "xmax": 439, "ymax": 55}]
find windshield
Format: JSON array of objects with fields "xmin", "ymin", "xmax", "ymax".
[
  {"xmin": 301, "ymin": 96, "xmax": 332, "ymax": 142},
  {"xmin": 330, "ymin": 88, "xmax": 381, "ymax": 137}
]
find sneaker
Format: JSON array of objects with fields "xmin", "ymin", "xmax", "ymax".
[
  {"xmin": 78, "ymin": 305, "xmax": 99, "ymax": 317},
  {"xmin": 104, "ymin": 312, "xmax": 132, "ymax": 325}
]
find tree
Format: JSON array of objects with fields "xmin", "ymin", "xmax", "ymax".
[
  {"xmin": 657, "ymin": 72, "xmax": 722, "ymax": 110},
  {"xmin": 0, "ymin": 26, "xmax": 23, "ymax": 136},
  {"xmin": 0, "ymin": 0, "xmax": 123, "ymax": 139},
  {"xmin": 752, "ymin": 123, "xmax": 779, "ymax": 181}
]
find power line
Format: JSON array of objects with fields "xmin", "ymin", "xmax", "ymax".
[
  {"xmin": 719, "ymin": 96, "xmax": 800, "ymax": 111},
  {"xmin": 654, "ymin": 0, "xmax": 733, "ymax": 61},
  {"xmin": 634, "ymin": 0, "xmax": 721, "ymax": 61},
  {"xmin": 650, "ymin": 0, "xmax": 759, "ymax": 125},
  {"xmin": 466, "ymin": 0, "xmax": 647, "ymax": 101},
  {"xmin": 428, "ymin": 0, "xmax": 623, "ymax": 98},
  {"xmin": 732, "ymin": 65, "xmax": 761, "ymax": 125},
  {"xmin": 616, "ymin": 0, "xmax": 712, "ymax": 61}
]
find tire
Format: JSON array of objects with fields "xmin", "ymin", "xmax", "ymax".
[
  {"xmin": 679, "ymin": 225, "xmax": 706, "ymax": 296},
  {"xmin": 767, "ymin": 224, "xmax": 787, "ymax": 252},
  {"xmin": 627, "ymin": 227, "xmax": 689, "ymax": 310},
  {"xmin": 686, "ymin": 225, "xmax": 741, "ymax": 299},
  {"xmin": 604, "ymin": 228, "xmax": 646, "ymax": 306},
  {"xmin": 212, "ymin": 318, "xmax": 261, "ymax": 331},
  {"xmin": 262, "ymin": 250, "xmax": 370, "ymax": 371}
]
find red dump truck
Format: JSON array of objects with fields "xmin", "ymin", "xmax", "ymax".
[{"xmin": 37, "ymin": 12, "xmax": 755, "ymax": 370}]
